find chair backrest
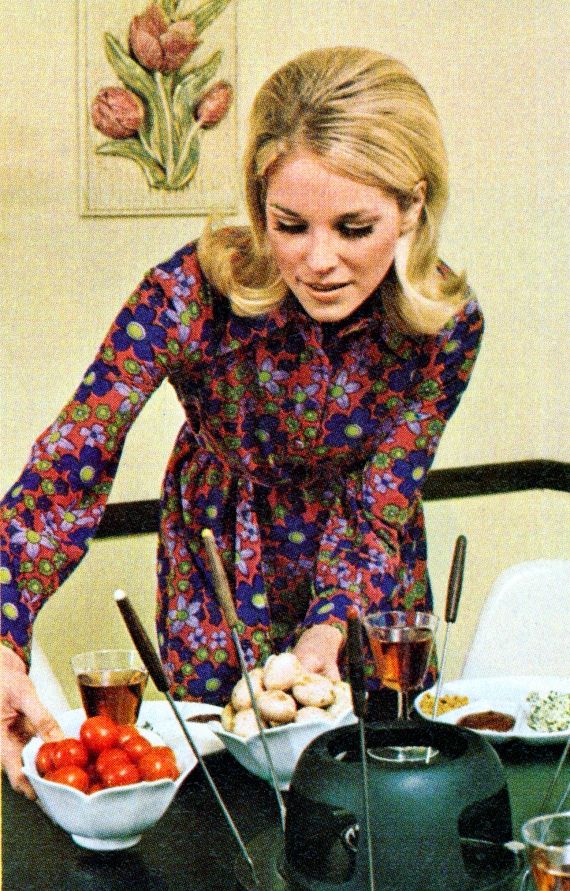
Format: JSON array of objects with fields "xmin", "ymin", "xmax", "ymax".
[
  {"xmin": 29, "ymin": 637, "xmax": 71, "ymax": 714},
  {"xmin": 461, "ymin": 559, "xmax": 570, "ymax": 678}
]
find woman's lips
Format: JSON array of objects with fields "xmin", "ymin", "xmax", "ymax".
[{"xmin": 300, "ymin": 280, "xmax": 350, "ymax": 296}]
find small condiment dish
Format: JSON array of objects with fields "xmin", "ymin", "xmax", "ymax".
[{"xmin": 22, "ymin": 711, "xmax": 196, "ymax": 850}]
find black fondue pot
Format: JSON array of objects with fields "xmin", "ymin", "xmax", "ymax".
[{"xmin": 236, "ymin": 721, "xmax": 521, "ymax": 890}]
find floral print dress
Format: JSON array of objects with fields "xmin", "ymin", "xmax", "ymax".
[{"xmin": 0, "ymin": 243, "xmax": 483, "ymax": 703}]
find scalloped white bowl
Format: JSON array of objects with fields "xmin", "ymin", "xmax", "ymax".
[
  {"xmin": 22, "ymin": 711, "xmax": 196, "ymax": 850},
  {"xmin": 213, "ymin": 706, "xmax": 357, "ymax": 790}
]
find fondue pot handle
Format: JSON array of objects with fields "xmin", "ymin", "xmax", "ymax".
[{"xmin": 445, "ymin": 535, "xmax": 467, "ymax": 623}]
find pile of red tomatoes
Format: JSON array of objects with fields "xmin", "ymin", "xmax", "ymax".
[{"xmin": 35, "ymin": 715, "xmax": 179, "ymax": 793}]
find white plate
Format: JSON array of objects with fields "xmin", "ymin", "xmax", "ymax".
[
  {"xmin": 60, "ymin": 702, "xmax": 224, "ymax": 757},
  {"xmin": 414, "ymin": 676, "xmax": 570, "ymax": 745}
]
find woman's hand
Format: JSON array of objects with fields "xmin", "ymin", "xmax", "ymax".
[
  {"xmin": 293, "ymin": 625, "xmax": 343, "ymax": 681},
  {"xmin": 1, "ymin": 646, "xmax": 64, "ymax": 799}
]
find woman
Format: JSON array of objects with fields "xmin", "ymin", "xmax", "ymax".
[{"xmin": 1, "ymin": 47, "xmax": 483, "ymax": 795}]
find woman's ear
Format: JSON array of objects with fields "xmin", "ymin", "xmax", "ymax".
[{"xmin": 400, "ymin": 180, "xmax": 427, "ymax": 235}]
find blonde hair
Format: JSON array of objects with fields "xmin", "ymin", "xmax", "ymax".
[{"xmin": 198, "ymin": 46, "xmax": 467, "ymax": 334}]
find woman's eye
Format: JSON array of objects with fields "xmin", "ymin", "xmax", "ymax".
[
  {"xmin": 273, "ymin": 220, "xmax": 307, "ymax": 234},
  {"xmin": 338, "ymin": 224, "xmax": 374, "ymax": 239}
]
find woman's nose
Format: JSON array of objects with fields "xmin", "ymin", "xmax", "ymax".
[{"xmin": 304, "ymin": 231, "xmax": 337, "ymax": 274}]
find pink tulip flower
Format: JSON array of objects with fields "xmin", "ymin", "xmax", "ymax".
[{"xmin": 91, "ymin": 87, "xmax": 144, "ymax": 139}]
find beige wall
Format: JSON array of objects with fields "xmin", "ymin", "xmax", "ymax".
[{"xmin": 2, "ymin": 1, "xmax": 568, "ymax": 697}]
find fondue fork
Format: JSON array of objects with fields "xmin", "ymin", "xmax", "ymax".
[
  {"xmin": 201, "ymin": 528, "xmax": 287, "ymax": 833},
  {"xmin": 431, "ymin": 535, "xmax": 467, "ymax": 721},
  {"xmin": 113, "ymin": 589, "xmax": 259, "ymax": 888},
  {"xmin": 346, "ymin": 606, "xmax": 375, "ymax": 891}
]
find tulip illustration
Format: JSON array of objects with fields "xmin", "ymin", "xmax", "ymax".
[
  {"xmin": 129, "ymin": 4, "xmax": 200, "ymax": 74},
  {"xmin": 92, "ymin": 0, "xmax": 234, "ymax": 191},
  {"xmin": 171, "ymin": 81, "xmax": 232, "ymax": 182},
  {"xmin": 91, "ymin": 87, "xmax": 144, "ymax": 139}
]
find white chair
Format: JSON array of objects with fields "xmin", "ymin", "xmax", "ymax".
[
  {"xmin": 29, "ymin": 637, "xmax": 71, "ymax": 714},
  {"xmin": 461, "ymin": 559, "xmax": 570, "ymax": 678}
]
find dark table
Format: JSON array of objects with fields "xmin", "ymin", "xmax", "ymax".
[{"xmin": 3, "ymin": 736, "xmax": 568, "ymax": 891}]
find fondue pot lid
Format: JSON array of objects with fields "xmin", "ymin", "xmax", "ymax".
[{"xmin": 246, "ymin": 721, "xmax": 521, "ymax": 891}]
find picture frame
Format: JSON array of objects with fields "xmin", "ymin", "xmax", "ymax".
[{"xmin": 78, "ymin": 0, "xmax": 238, "ymax": 217}]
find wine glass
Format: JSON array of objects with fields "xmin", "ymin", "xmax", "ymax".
[{"xmin": 363, "ymin": 610, "xmax": 439, "ymax": 762}]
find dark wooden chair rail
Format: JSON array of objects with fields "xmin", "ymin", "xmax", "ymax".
[{"xmin": 96, "ymin": 460, "xmax": 569, "ymax": 539}]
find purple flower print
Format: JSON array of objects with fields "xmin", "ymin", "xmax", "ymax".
[
  {"xmin": 257, "ymin": 357, "xmax": 289, "ymax": 395},
  {"xmin": 112, "ymin": 304, "xmax": 166, "ymax": 362},
  {"xmin": 328, "ymin": 370, "xmax": 361, "ymax": 409},
  {"xmin": 41, "ymin": 422, "xmax": 74, "ymax": 457},
  {"xmin": 392, "ymin": 450, "xmax": 432, "ymax": 498},
  {"xmin": 79, "ymin": 424, "xmax": 106, "ymax": 447},
  {"xmin": 75, "ymin": 359, "xmax": 117, "ymax": 402},
  {"xmin": 113, "ymin": 380, "xmax": 146, "ymax": 415},
  {"xmin": 325, "ymin": 407, "xmax": 377, "ymax": 447},
  {"xmin": 9, "ymin": 518, "xmax": 55, "ymax": 559},
  {"xmin": 168, "ymin": 597, "xmax": 201, "ymax": 635},
  {"xmin": 57, "ymin": 445, "xmax": 104, "ymax": 491}
]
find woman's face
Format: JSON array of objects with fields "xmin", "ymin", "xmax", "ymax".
[{"xmin": 265, "ymin": 150, "xmax": 422, "ymax": 323}]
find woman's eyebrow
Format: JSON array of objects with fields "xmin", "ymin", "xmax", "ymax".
[{"xmin": 268, "ymin": 203, "xmax": 380, "ymax": 223}]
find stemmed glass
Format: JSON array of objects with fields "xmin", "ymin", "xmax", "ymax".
[{"xmin": 363, "ymin": 610, "xmax": 439, "ymax": 762}]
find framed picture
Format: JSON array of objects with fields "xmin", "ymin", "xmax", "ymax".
[{"xmin": 78, "ymin": 0, "xmax": 238, "ymax": 217}]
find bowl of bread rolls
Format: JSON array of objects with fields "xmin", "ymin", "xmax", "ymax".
[{"xmin": 212, "ymin": 653, "xmax": 356, "ymax": 789}]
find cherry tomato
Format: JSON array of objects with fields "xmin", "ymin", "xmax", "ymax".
[
  {"xmin": 35, "ymin": 742, "xmax": 58, "ymax": 776},
  {"xmin": 138, "ymin": 750, "xmax": 179, "ymax": 781},
  {"xmin": 115, "ymin": 724, "xmax": 141, "ymax": 747},
  {"xmin": 88, "ymin": 782, "xmax": 104, "ymax": 794},
  {"xmin": 45, "ymin": 765, "xmax": 90, "ymax": 793},
  {"xmin": 100, "ymin": 760, "xmax": 141, "ymax": 788},
  {"xmin": 79, "ymin": 716, "xmax": 119, "ymax": 754},
  {"xmin": 95, "ymin": 747, "xmax": 132, "ymax": 777},
  {"xmin": 51, "ymin": 738, "xmax": 89, "ymax": 770},
  {"xmin": 148, "ymin": 745, "xmax": 177, "ymax": 764},
  {"xmin": 122, "ymin": 735, "xmax": 152, "ymax": 762}
]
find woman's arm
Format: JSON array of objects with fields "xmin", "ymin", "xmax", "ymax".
[
  {"xmin": 0, "ymin": 244, "xmax": 207, "ymax": 664},
  {"xmin": 299, "ymin": 295, "xmax": 484, "ymax": 642}
]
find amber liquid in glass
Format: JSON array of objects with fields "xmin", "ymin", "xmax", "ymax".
[
  {"xmin": 78, "ymin": 668, "xmax": 147, "ymax": 724},
  {"xmin": 368, "ymin": 627, "xmax": 433, "ymax": 692},
  {"xmin": 531, "ymin": 858, "xmax": 570, "ymax": 891}
]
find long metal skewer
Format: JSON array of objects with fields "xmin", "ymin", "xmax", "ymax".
[
  {"xmin": 201, "ymin": 529, "xmax": 287, "ymax": 833},
  {"xmin": 431, "ymin": 535, "xmax": 467, "ymax": 721},
  {"xmin": 113, "ymin": 589, "xmax": 259, "ymax": 888},
  {"xmin": 346, "ymin": 606, "xmax": 375, "ymax": 891},
  {"xmin": 540, "ymin": 737, "xmax": 570, "ymax": 814}
]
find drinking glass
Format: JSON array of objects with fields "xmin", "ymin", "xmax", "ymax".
[
  {"xmin": 519, "ymin": 812, "xmax": 570, "ymax": 890},
  {"xmin": 363, "ymin": 610, "xmax": 439, "ymax": 762},
  {"xmin": 71, "ymin": 649, "xmax": 148, "ymax": 725}
]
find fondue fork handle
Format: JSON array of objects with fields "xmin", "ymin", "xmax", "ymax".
[
  {"xmin": 201, "ymin": 529, "xmax": 287, "ymax": 833},
  {"xmin": 347, "ymin": 607, "xmax": 376, "ymax": 891},
  {"xmin": 431, "ymin": 535, "xmax": 467, "ymax": 721},
  {"xmin": 113, "ymin": 590, "xmax": 259, "ymax": 888}
]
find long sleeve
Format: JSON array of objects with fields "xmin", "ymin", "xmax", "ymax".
[
  {"xmin": 0, "ymin": 245, "xmax": 205, "ymax": 664},
  {"xmin": 301, "ymin": 295, "xmax": 484, "ymax": 636}
]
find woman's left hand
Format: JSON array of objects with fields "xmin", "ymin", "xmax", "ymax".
[{"xmin": 293, "ymin": 625, "xmax": 343, "ymax": 681}]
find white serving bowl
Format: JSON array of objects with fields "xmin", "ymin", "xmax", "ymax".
[
  {"xmin": 22, "ymin": 711, "xmax": 196, "ymax": 850},
  {"xmin": 213, "ymin": 706, "xmax": 357, "ymax": 790}
]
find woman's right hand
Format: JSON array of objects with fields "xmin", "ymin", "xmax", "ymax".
[{"xmin": 1, "ymin": 646, "xmax": 64, "ymax": 798}]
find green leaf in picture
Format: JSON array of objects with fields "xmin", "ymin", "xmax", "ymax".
[
  {"xmin": 173, "ymin": 50, "xmax": 222, "ymax": 120},
  {"xmin": 103, "ymin": 33, "xmax": 155, "ymax": 100},
  {"xmin": 96, "ymin": 138, "xmax": 166, "ymax": 188},
  {"xmin": 176, "ymin": 0, "xmax": 232, "ymax": 35},
  {"xmin": 160, "ymin": 0, "xmax": 177, "ymax": 20},
  {"xmin": 169, "ymin": 135, "xmax": 200, "ymax": 189},
  {"xmin": 103, "ymin": 34, "xmax": 171, "ymax": 171}
]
